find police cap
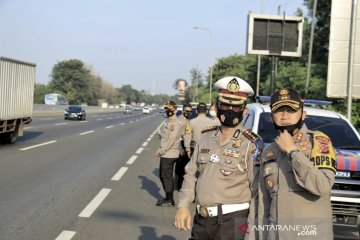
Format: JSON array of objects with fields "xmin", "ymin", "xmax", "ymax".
[
  {"xmin": 270, "ymin": 87, "xmax": 303, "ymax": 113},
  {"xmin": 213, "ymin": 76, "xmax": 254, "ymax": 105}
]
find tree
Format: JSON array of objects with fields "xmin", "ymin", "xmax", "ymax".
[{"xmin": 33, "ymin": 83, "xmax": 47, "ymax": 104}]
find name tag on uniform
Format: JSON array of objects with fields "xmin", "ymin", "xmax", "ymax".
[{"xmin": 201, "ymin": 149, "xmax": 210, "ymax": 154}]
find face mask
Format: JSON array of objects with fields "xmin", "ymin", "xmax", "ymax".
[
  {"xmin": 165, "ymin": 110, "xmax": 174, "ymax": 117},
  {"xmin": 217, "ymin": 108, "xmax": 243, "ymax": 127},
  {"xmin": 272, "ymin": 114, "xmax": 304, "ymax": 136},
  {"xmin": 209, "ymin": 110, "xmax": 217, "ymax": 117}
]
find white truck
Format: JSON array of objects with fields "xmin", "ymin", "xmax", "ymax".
[{"xmin": 0, "ymin": 57, "xmax": 36, "ymax": 144}]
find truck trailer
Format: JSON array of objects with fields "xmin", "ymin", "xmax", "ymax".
[{"xmin": 0, "ymin": 57, "xmax": 36, "ymax": 144}]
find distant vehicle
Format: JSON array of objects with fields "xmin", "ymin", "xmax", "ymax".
[
  {"xmin": 44, "ymin": 93, "xmax": 68, "ymax": 105},
  {"xmin": 0, "ymin": 57, "xmax": 36, "ymax": 144},
  {"xmin": 124, "ymin": 106, "xmax": 132, "ymax": 114},
  {"xmin": 142, "ymin": 107, "xmax": 150, "ymax": 114},
  {"xmin": 64, "ymin": 106, "xmax": 86, "ymax": 121}
]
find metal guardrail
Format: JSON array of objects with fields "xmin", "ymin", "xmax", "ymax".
[{"xmin": 32, "ymin": 104, "xmax": 123, "ymax": 117}]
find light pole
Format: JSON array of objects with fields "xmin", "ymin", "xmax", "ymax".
[{"xmin": 193, "ymin": 26, "xmax": 215, "ymax": 104}]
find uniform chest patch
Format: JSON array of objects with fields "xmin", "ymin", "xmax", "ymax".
[
  {"xmin": 200, "ymin": 149, "xmax": 210, "ymax": 154},
  {"xmin": 266, "ymin": 150, "xmax": 275, "ymax": 159},
  {"xmin": 224, "ymin": 148, "xmax": 240, "ymax": 158},
  {"xmin": 225, "ymin": 159, "xmax": 232, "ymax": 164},
  {"xmin": 232, "ymin": 139, "xmax": 241, "ymax": 148},
  {"xmin": 210, "ymin": 154, "xmax": 220, "ymax": 163},
  {"xmin": 267, "ymin": 179, "xmax": 274, "ymax": 188},
  {"xmin": 265, "ymin": 166, "xmax": 272, "ymax": 175},
  {"xmin": 220, "ymin": 169, "xmax": 233, "ymax": 176}
]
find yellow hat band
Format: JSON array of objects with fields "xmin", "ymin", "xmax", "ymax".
[
  {"xmin": 271, "ymin": 101, "xmax": 301, "ymax": 112},
  {"xmin": 218, "ymin": 94, "xmax": 246, "ymax": 105}
]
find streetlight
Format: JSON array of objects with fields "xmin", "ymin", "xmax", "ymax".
[{"xmin": 193, "ymin": 26, "xmax": 215, "ymax": 104}]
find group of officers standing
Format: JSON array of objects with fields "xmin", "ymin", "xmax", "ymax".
[{"xmin": 155, "ymin": 76, "xmax": 336, "ymax": 240}]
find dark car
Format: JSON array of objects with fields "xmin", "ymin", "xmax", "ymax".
[{"xmin": 64, "ymin": 105, "xmax": 86, "ymax": 121}]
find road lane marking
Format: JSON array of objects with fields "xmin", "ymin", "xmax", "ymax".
[
  {"xmin": 24, "ymin": 127, "xmax": 34, "ymax": 130},
  {"xmin": 149, "ymin": 135, "xmax": 154, "ymax": 138},
  {"xmin": 105, "ymin": 125, "xmax": 114, "ymax": 129},
  {"xmin": 55, "ymin": 231, "xmax": 76, "ymax": 240},
  {"xmin": 126, "ymin": 155, "xmax": 138, "ymax": 165},
  {"xmin": 146, "ymin": 138, "xmax": 151, "ymax": 141},
  {"xmin": 20, "ymin": 140, "xmax": 57, "ymax": 151},
  {"xmin": 78, "ymin": 188, "xmax": 112, "ymax": 218},
  {"xmin": 129, "ymin": 121, "xmax": 133, "ymax": 123},
  {"xmin": 119, "ymin": 123, "xmax": 125, "ymax": 125},
  {"xmin": 97, "ymin": 119, "xmax": 103, "ymax": 121},
  {"xmin": 142, "ymin": 142, "xmax": 148, "ymax": 147},
  {"xmin": 79, "ymin": 131, "xmax": 94, "ymax": 135},
  {"xmin": 111, "ymin": 167, "xmax": 129, "ymax": 181},
  {"xmin": 54, "ymin": 123, "xmax": 68, "ymax": 126},
  {"xmin": 135, "ymin": 119, "xmax": 139, "ymax": 121},
  {"xmin": 136, "ymin": 147, "xmax": 144, "ymax": 154}
]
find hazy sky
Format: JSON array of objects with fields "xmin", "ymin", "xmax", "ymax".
[{"xmin": 0, "ymin": 0, "xmax": 305, "ymax": 95}]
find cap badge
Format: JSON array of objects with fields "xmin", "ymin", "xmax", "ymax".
[
  {"xmin": 279, "ymin": 88, "xmax": 289, "ymax": 95},
  {"xmin": 227, "ymin": 78, "xmax": 240, "ymax": 93}
]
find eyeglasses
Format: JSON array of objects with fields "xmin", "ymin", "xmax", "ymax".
[{"xmin": 218, "ymin": 103, "xmax": 243, "ymax": 113}]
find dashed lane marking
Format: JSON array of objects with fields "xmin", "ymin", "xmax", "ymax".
[
  {"xmin": 111, "ymin": 167, "xmax": 129, "ymax": 181},
  {"xmin": 126, "ymin": 155, "xmax": 138, "ymax": 165},
  {"xmin": 20, "ymin": 140, "xmax": 57, "ymax": 151},
  {"xmin": 142, "ymin": 142, "xmax": 148, "ymax": 147},
  {"xmin": 79, "ymin": 131, "xmax": 94, "ymax": 135},
  {"xmin": 119, "ymin": 123, "xmax": 125, "ymax": 125},
  {"xmin": 54, "ymin": 123, "xmax": 68, "ymax": 126},
  {"xmin": 55, "ymin": 231, "xmax": 76, "ymax": 240},
  {"xmin": 135, "ymin": 147, "xmax": 144, "ymax": 154},
  {"xmin": 78, "ymin": 188, "xmax": 112, "ymax": 218},
  {"xmin": 105, "ymin": 126, "xmax": 114, "ymax": 129}
]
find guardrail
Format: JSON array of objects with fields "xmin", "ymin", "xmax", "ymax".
[{"xmin": 32, "ymin": 104, "xmax": 123, "ymax": 117}]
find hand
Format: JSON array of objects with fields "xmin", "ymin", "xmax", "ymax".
[
  {"xmin": 155, "ymin": 151, "xmax": 161, "ymax": 158},
  {"xmin": 275, "ymin": 129, "xmax": 297, "ymax": 154},
  {"xmin": 174, "ymin": 207, "xmax": 191, "ymax": 231}
]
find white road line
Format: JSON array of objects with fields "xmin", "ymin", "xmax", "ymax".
[
  {"xmin": 23, "ymin": 127, "xmax": 34, "ymax": 130},
  {"xmin": 135, "ymin": 119, "xmax": 139, "ymax": 121},
  {"xmin": 136, "ymin": 147, "xmax": 144, "ymax": 154},
  {"xmin": 149, "ymin": 135, "xmax": 154, "ymax": 138},
  {"xmin": 108, "ymin": 117, "xmax": 113, "ymax": 120},
  {"xmin": 55, "ymin": 230, "xmax": 76, "ymax": 240},
  {"xmin": 54, "ymin": 123, "xmax": 68, "ymax": 126},
  {"xmin": 126, "ymin": 155, "xmax": 138, "ymax": 165},
  {"xmin": 20, "ymin": 140, "xmax": 57, "ymax": 151},
  {"xmin": 146, "ymin": 138, "xmax": 151, "ymax": 141},
  {"xmin": 129, "ymin": 121, "xmax": 133, "ymax": 123},
  {"xmin": 142, "ymin": 142, "xmax": 148, "ymax": 147},
  {"xmin": 97, "ymin": 119, "xmax": 103, "ymax": 121},
  {"xmin": 79, "ymin": 130, "xmax": 94, "ymax": 135},
  {"xmin": 111, "ymin": 167, "xmax": 129, "ymax": 181},
  {"xmin": 119, "ymin": 123, "xmax": 125, "ymax": 125},
  {"xmin": 105, "ymin": 126, "xmax": 114, "ymax": 129},
  {"xmin": 78, "ymin": 188, "xmax": 112, "ymax": 218}
]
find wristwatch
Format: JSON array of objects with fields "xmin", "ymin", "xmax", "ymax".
[{"xmin": 289, "ymin": 150, "xmax": 300, "ymax": 160}]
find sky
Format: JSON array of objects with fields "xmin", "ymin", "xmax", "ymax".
[{"xmin": 0, "ymin": 0, "xmax": 305, "ymax": 95}]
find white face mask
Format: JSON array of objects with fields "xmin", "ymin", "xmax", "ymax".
[{"xmin": 209, "ymin": 110, "xmax": 217, "ymax": 117}]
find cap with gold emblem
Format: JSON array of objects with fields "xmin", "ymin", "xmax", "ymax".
[
  {"xmin": 213, "ymin": 76, "xmax": 254, "ymax": 105},
  {"xmin": 270, "ymin": 87, "xmax": 303, "ymax": 113}
]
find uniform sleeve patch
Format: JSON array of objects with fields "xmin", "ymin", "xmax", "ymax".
[{"xmin": 310, "ymin": 132, "xmax": 336, "ymax": 173}]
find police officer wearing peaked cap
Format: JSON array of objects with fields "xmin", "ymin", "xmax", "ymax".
[
  {"xmin": 257, "ymin": 87, "xmax": 336, "ymax": 239},
  {"xmin": 175, "ymin": 76, "xmax": 263, "ymax": 240}
]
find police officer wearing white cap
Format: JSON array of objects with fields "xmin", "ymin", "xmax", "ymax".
[{"xmin": 175, "ymin": 76, "xmax": 263, "ymax": 240}]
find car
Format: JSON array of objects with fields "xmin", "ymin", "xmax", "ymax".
[
  {"xmin": 124, "ymin": 106, "xmax": 132, "ymax": 114},
  {"xmin": 243, "ymin": 101, "xmax": 360, "ymax": 230},
  {"xmin": 142, "ymin": 107, "xmax": 150, "ymax": 114},
  {"xmin": 64, "ymin": 105, "xmax": 86, "ymax": 121}
]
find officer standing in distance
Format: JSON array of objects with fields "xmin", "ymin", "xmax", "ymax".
[
  {"xmin": 155, "ymin": 101, "xmax": 183, "ymax": 207},
  {"xmin": 257, "ymin": 88, "xmax": 336, "ymax": 239},
  {"xmin": 189, "ymin": 102, "xmax": 216, "ymax": 146},
  {"xmin": 175, "ymin": 76, "xmax": 263, "ymax": 240}
]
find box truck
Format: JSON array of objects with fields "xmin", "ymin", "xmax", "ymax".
[{"xmin": 0, "ymin": 57, "xmax": 36, "ymax": 144}]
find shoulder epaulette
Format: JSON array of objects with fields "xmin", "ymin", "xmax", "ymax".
[
  {"xmin": 201, "ymin": 125, "xmax": 218, "ymax": 133},
  {"xmin": 243, "ymin": 129, "xmax": 260, "ymax": 143}
]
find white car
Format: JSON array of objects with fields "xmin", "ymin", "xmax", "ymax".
[
  {"xmin": 142, "ymin": 107, "xmax": 150, "ymax": 114},
  {"xmin": 244, "ymin": 102, "xmax": 360, "ymax": 229}
]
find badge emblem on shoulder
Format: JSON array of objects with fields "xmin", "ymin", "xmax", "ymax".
[{"xmin": 210, "ymin": 154, "xmax": 220, "ymax": 163}]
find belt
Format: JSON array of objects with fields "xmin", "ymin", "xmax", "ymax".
[{"xmin": 196, "ymin": 203, "xmax": 249, "ymax": 218}]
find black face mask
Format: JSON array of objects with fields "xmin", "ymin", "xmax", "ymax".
[
  {"xmin": 217, "ymin": 108, "xmax": 243, "ymax": 127},
  {"xmin": 183, "ymin": 111, "xmax": 191, "ymax": 119},
  {"xmin": 272, "ymin": 115, "xmax": 304, "ymax": 136},
  {"xmin": 165, "ymin": 110, "xmax": 174, "ymax": 117}
]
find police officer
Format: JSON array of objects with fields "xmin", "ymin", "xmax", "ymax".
[
  {"xmin": 155, "ymin": 101, "xmax": 183, "ymax": 207},
  {"xmin": 175, "ymin": 103, "xmax": 193, "ymax": 191},
  {"xmin": 190, "ymin": 102, "xmax": 215, "ymax": 145},
  {"xmin": 257, "ymin": 88, "xmax": 336, "ymax": 239},
  {"xmin": 175, "ymin": 76, "xmax": 263, "ymax": 240}
]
